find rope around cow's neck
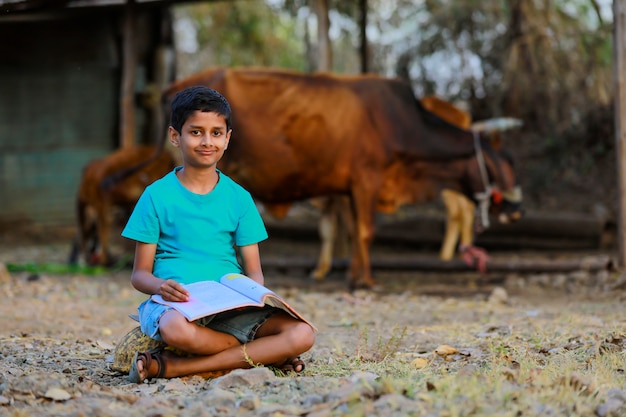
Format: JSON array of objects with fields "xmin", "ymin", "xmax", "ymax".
[{"xmin": 472, "ymin": 131, "xmax": 492, "ymax": 229}]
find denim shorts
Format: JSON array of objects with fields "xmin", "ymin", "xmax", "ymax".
[{"xmin": 137, "ymin": 298, "xmax": 280, "ymax": 344}]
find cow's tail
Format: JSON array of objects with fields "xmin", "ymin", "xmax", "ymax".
[{"xmin": 68, "ymin": 196, "xmax": 89, "ymax": 265}]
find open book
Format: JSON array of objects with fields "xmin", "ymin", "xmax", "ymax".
[{"xmin": 151, "ymin": 273, "xmax": 316, "ymax": 331}]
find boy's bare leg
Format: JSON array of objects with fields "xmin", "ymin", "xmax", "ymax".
[
  {"xmin": 158, "ymin": 310, "xmax": 241, "ymax": 355},
  {"xmin": 135, "ymin": 314, "xmax": 315, "ymax": 380}
]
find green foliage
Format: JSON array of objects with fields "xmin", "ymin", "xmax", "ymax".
[
  {"xmin": 173, "ymin": 1, "xmax": 306, "ymax": 77},
  {"xmin": 386, "ymin": 0, "xmax": 613, "ymax": 135},
  {"xmin": 6, "ymin": 262, "xmax": 107, "ymax": 276}
]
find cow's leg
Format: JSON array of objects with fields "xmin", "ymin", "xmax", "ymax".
[
  {"xmin": 73, "ymin": 199, "xmax": 96, "ymax": 265},
  {"xmin": 312, "ymin": 196, "xmax": 354, "ymax": 281},
  {"xmin": 69, "ymin": 199, "xmax": 85, "ymax": 265},
  {"xmin": 455, "ymin": 192, "xmax": 489, "ymax": 273},
  {"xmin": 348, "ymin": 190, "xmax": 377, "ymax": 290},
  {"xmin": 439, "ymin": 189, "xmax": 462, "ymax": 261},
  {"xmin": 335, "ymin": 196, "xmax": 354, "ymax": 263},
  {"xmin": 311, "ymin": 197, "xmax": 336, "ymax": 281},
  {"xmin": 95, "ymin": 202, "xmax": 114, "ymax": 266},
  {"xmin": 68, "ymin": 238, "xmax": 80, "ymax": 265},
  {"xmin": 458, "ymin": 193, "xmax": 476, "ymax": 248}
]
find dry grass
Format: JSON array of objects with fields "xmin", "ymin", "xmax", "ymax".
[{"xmin": 295, "ymin": 283, "xmax": 626, "ymax": 416}]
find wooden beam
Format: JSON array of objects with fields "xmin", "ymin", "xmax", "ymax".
[
  {"xmin": 615, "ymin": 0, "xmax": 626, "ymax": 268},
  {"xmin": 264, "ymin": 211, "xmax": 608, "ymax": 251},
  {"xmin": 261, "ymin": 254, "xmax": 614, "ymax": 274}
]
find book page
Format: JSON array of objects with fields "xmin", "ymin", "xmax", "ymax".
[
  {"xmin": 220, "ymin": 273, "xmax": 276, "ymax": 301},
  {"xmin": 151, "ymin": 280, "xmax": 260, "ymax": 321}
]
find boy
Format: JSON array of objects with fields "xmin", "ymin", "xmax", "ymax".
[{"xmin": 122, "ymin": 86, "xmax": 315, "ymax": 383}]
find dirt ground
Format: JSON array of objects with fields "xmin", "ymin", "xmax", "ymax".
[{"xmin": 1, "ymin": 224, "xmax": 626, "ymax": 416}]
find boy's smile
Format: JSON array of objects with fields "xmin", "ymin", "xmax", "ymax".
[{"xmin": 170, "ymin": 110, "xmax": 231, "ymax": 169}]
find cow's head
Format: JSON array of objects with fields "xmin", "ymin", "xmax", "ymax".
[{"xmin": 471, "ymin": 118, "xmax": 524, "ymax": 230}]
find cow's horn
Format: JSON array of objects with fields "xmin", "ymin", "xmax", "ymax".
[{"xmin": 471, "ymin": 117, "xmax": 523, "ymax": 133}]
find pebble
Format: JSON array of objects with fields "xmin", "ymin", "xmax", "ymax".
[{"xmin": 488, "ymin": 286, "xmax": 509, "ymax": 304}]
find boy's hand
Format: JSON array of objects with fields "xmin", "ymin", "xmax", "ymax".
[{"xmin": 159, "ymin": 279, "xmax": 190, "ymax": 302}]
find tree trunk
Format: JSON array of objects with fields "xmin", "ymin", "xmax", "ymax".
[{"xmin": 313, "ymin": 0, "xmax": 332, "ymax": 72}]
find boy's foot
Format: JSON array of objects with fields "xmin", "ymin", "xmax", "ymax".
[
  {"xmin": 279, "ymin": 356, "xmax": 306, "ymax": 373},
  {"xmin": 128, "ymin": 349, "xmax": 167, "ymax": 383}
]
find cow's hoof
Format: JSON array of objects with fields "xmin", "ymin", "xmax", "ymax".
[
  {"xmin": 309, "ymin": 269, "xmax": 327, "ymax": 281},
  {"xmin": 88, "ymin": 253, "xmax": 102, "ymax": 266}
]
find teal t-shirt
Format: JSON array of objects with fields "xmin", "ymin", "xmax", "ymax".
[{"xmin": 121, "ymin": 167, "xmax": 268, "ymax": 284}]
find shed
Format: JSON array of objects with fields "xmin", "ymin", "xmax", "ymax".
[{"xmin": 0, "ymin": 0, "xmax": 201, "ymax": 230}]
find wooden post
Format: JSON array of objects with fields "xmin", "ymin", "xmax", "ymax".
[
  {"xmin": 615, "ymin": 0, "xmax": 626, "ymax": 268},
  {"xmin": 359, "ymin": 0, "xmax": 368, "ymax": 74},
  {"xmin": 120, "ymin": 0, "xmax": 137, "ymax": 148},
  {"xmin": 150, "ymin": 9, "xmax": 175, "ymax": 144}
]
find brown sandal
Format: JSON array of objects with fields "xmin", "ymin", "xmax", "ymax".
[{"xmin": 128, "ymin": 349, "xmax": 166, "ymax": 383}]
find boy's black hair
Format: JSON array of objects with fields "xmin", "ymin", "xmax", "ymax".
[{"xmin": 169, "ymin": 85, "xmax": 232, "ymax": 133}]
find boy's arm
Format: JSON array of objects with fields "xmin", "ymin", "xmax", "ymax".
[
  {"xmin": 239, "ymin": 243, "xmax": 264, "ymax": 285},
  {"xmin": 130, "ymin": 241, "xmax": 189, "ymax": 302}
]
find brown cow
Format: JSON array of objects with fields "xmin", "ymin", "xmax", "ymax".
[
  {"xmin": 163, "ymin": 67, "xmax": 521, "ymax": 289},
  {"xmin": 310, "ymin": 96, "xmax": 519, "ymax": 279},
  {"xmin": 69, "ymin": 145, "xmax": 176, "ymax": 266}
]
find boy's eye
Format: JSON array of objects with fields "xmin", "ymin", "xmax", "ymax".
[
  {"xmin": 191, "ymin": 129, "xmax": 202, "ymax": 136},
  {"xmin": 212, "ymin": 130, "xmax": 222, "ymax": 137}
]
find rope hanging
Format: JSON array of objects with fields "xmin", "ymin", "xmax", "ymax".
[{"xmin": 472, "ymin": 131, "xmax": 492, "ymax": 229}]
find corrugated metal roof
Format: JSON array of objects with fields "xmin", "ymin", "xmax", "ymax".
[
  {"xmin": 1, "ymin": 0, "xmax": 168, "ymax": 7},
  {"xmin": 0, "ymin": 0, "xmax": 209, "ymax": 13}
]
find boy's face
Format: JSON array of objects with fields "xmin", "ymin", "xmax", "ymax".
[{"xmin": 169, "ymin": 110, "xmax": 231, "ymax": 169}]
